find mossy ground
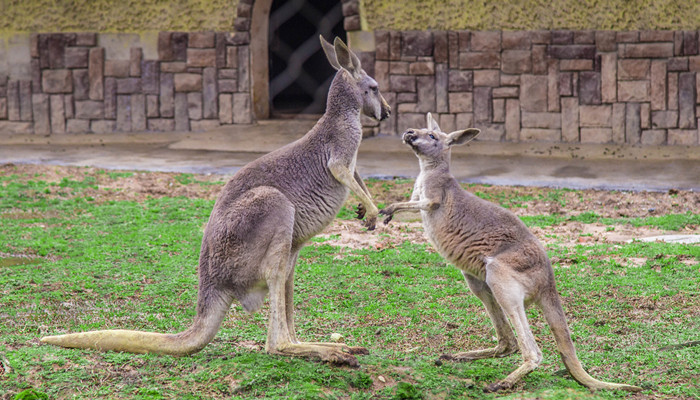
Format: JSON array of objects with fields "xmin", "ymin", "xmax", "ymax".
[{"xmin": 2, "ymin": 0, "xmax": 699, "ymax": 33}]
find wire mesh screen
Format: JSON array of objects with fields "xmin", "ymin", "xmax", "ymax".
[{"xmin": 268, "ymin": 0, "xmax": 346, "ymax": 115}]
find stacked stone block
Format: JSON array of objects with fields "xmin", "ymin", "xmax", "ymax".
[
  {"xmin": 0, "ymin": 68, "xmax": 34, "ymax": 134},
  {"xmin": 374, "ymin": 30, "xmax": 700, "ymax": 145},
  {"xmin": 0, "ymin": 31, "xmax": 251, "ymax": 135},
  {"xmin": 1, "ymin": 27, "xmax": 699, "ymax": 148},
  {"xmin": 341, "ymin": 0, "xmax": 362, "ymax": 31}
]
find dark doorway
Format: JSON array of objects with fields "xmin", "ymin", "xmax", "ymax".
[{"xmin": 268, "ymin": 0, "xmax": 346, "ymax": 116}]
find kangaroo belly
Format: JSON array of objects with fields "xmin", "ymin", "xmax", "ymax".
[
  {"xmin": 292, "ymin": 183, "xmax": 349, "ymax": 245},
  {"xmin": 422, "ymin": 212, "xmax": 488, "ymax": 280},
  {"xmin": 222, "ymin": 148, "xmax": 352, "ymax": 248}
]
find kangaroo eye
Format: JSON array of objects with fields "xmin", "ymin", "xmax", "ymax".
[
  {"xmin": 429, "ymin": 134, "xmax": 437, "ymax": 140},
  {"xmin": 370, "ymin": 86, "xmax": 378, "ymax": 93}
]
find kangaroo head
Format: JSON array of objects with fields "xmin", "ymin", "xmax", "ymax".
[
  {"xmin": 403, "ymin": 113, "xmax": 480, "ymax": 165},
  {"xmin": 320, "ymin": 36, "xmax": 391, "ymax": 121}
]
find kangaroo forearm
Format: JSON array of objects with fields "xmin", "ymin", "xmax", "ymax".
[
  {"xmin": 353, "ymin": 169, "xmax": 371, "ymax": 197},
  {"xmin": 389, "ymin": 200, "xmax": 435, "ymax": 213},
  {"xmin": 330, "ymin": 164, "xmax": 377, "ymax": 211}
]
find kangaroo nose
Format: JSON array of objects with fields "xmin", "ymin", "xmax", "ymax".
[
  {"xmin": 380, "ymin": 105, "xmax": 391, "ymax": 121},
  {"xmin": 402, "ymin": 130, "xmax": 416, "ymax": 143}
]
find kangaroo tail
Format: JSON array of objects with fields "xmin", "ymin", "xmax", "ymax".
[
  {"xmin": 41, "ymin": 287, "xmax": 233, "ymax": 356},
  {"xmin": 539, "ymin": 290, "xmax": 642, "ymax": 392}
]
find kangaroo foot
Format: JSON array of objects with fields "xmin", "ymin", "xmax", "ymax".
[
  {"xmin": 346, "ymin": 346, "xmax": 369, "ymax": 355},
  {"xmin": 272, "ymin": 343, "xmax": 361, "ymax": 367},
  {"xmin": 322, "ymin": 349, "xmax": 360, "ymax": 367},
  {"xmin": 298, "ymin": 342, "xmax": 369, "ymax": 355},
  {"xmin": 439, "ymin": 345, "xmax": 518, "ymax": 362},
  {"xmin": 483, "ymin": 380, "xmax": 512, "ymax": 393}
]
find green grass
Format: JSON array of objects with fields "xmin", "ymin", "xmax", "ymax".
[
  {"xmin": 521, "ymin": 211, "xmax": 700, "ymax": 230},
  {"xmin": 471, "ymin": 187, "xmax": 572, "ymax": 209},
  {"xmin": 173, "ymin": 173, "xmax": 223, "ymax": 187},
  {"xmin": 1, "ymin": 172, "xmax": 698, "ymax": 399}
]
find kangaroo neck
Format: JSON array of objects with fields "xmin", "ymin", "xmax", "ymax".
[
  {"xmin": 324, "ymin": 71, "xmax": 362, "ymax": 121},
  {"xmin": 418, "ymin": 154, "xmax": 451, "ymax": 174},
  {"xmin": 310, "ymin": 72, "xmax": 363, "ymax": 144},
  {"xmin": 321, "ymin": 106, "xmax": 362, "ymax": 131}
]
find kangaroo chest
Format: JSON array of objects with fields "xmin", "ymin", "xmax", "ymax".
[
  {"xmin": 416, "ymin": 181, "xmax": 489, "ymax": 281},
  {"xmin": 288, "ymin": 147, "xmax": 358, "ymax": 246},
  {"xmin": 292, "ymin": 176, "xmax": 349, "ymax": 245},
  {"xmin": 421, "ymin": 215, "xmax": 488, "ymax": 281}
]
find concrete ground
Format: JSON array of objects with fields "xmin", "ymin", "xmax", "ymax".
[{"xmin": 0, "ymin": 119, "xmax": 698, "ymax": 192}]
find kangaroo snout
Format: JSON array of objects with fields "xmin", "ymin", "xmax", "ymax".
[
  {"xmin": 402, "ymin": 130, "xmax": 417, "ymax": 144},
  {"xmin": 380, "ymin": 102, "xmax": 391, "ymax": 121},
  {"xmin": 380, "ymin": 108, "xmax": 391, "ymax": 121}
]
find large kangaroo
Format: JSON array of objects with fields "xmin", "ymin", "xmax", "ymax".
[
  {"xmin": 41, "ymin": 36, "xmax": 390, "ymax": 367},
  {"xmin": 380, "ymin": 113, "xmax": 641, "ymax": 392}
]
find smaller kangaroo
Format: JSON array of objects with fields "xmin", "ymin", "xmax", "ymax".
[{"xmin": 380, "ymin": 113, "xmax": 642, "ymax": 393}]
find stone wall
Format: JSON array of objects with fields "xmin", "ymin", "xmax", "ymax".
[
  {"xmin": 371, "ymin": 30, "xmax": 700, "ymax": 146},
  {"xmin": 0, "ymin": 31, "xmax": 251, "ymax": 135},
  {"xmin": 2, "ymin": 28, "xmax": 700, "ymax": 148}
]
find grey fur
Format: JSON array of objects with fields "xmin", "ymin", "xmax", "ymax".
[
  {"xmin": 41, "ymin": 36, "xmax": 390, "ymax": 366},
  {"xmin": 380, "ymin": 113, "xmax": 641, "ymax": 392}
]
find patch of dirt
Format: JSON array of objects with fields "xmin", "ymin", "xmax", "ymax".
[
  {"xmin": 529, "ymin": 222, "xmax": 671, "ymax": 247},
  {"xmin": 466, "ymin": 184, "xmax": 698, "ymax": 219},
  {"xmin": 0, "ymin": 163, "xmax": 226, "ymax": 204},
  {"xmin": 1, "ymin": 163, "xmax": 697, "ymax": 252},
  {"xmin": 316, "ymin": 219, "xmax": 426, "ymax": 250}
]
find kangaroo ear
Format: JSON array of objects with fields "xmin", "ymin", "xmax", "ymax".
[
  {"xmin": 426, "ymin": 112, "xmax": 441, "ymax": 132},
  {"xmin": 320, "ymin": 35, "xmax": 341, "ymax": 70},
  {"xmin": 446, "ymin": 128, "xmax": 480, "ymax": 146},
  {"xmin": 333, "ymin": 37, "xmax": 362, "ymax": 77}
]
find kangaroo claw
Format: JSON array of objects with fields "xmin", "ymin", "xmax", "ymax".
[
  {"xmin": 363, "ymin": 216, "xmax": 376, "ymax": 231},
  {"xmin": 355, "ymin": 203, "xmax": 366, "ymax": 219}
]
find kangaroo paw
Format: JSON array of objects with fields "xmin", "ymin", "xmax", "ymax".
[
  {"xmin": 378, "ymin": 208, "xmax": 394, "ymax": 225},
  {"xmin": 355, "ymin": 203, "xmax": 366, "ymax": 219}
]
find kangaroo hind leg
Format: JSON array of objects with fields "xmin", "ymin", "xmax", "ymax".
[
  {"xmin": 282, "ymin": 257, "xmax": 368, "ymax": 356},
  {"xmin": 482, "ymin": 260, "xmax": 543, "ymax": 392},
  {"xmin": 265, "ymin": 248, "xmax": 360, "ymax": 366},
  {"xmin": 256, "ymin": 193, "xmax": 359, "ymax": 366},
  {"xmin": 441, "ymin": 273, "xmax": 518, "ymax": 362}
]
